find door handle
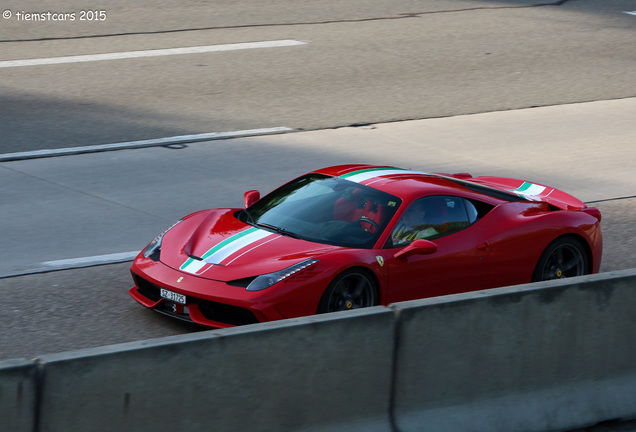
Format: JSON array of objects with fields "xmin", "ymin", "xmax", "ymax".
[{"xmin": 476, "ymin": 242, "xmax": 490, "ymax": 251}]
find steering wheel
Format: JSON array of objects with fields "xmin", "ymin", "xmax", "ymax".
[{"xmin": 357, "ymin": 216, "xmax": 380, "ymax": 232}]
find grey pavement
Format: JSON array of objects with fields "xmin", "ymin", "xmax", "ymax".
[
  {"xmin": 2, "ymin": 0, "xmax": 635, "ymax": 152},
  {"xmin": 0, "ymin": 97, "xmax": 635, "ymax": 278}
]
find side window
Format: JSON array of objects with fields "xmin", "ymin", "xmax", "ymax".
[
  {"xmin": 466, "ymin": 198, "xmax": 494, "ymax": 221},
  {"xmin": 388, "ymin": 196, "xmax": 475, "ymax": 247},
  {"xmin": 463, "ymin": 199, "xmax": 479, "ymax": 224}
]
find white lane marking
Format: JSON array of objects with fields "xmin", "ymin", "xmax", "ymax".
[
  {"xmin": 0, "ymin": 127, "xmax": 292, "ymax": 161},
  {"xmin": 0, "ymin": 39, "xmax": 307, "ymax": 68},
  {"xmin": 41, "ymin": 251, "xmax": 139, "ymax": 268},
  {"xmin": 625, "ymin": 11, "xmax": 636, "ymax": 15}
]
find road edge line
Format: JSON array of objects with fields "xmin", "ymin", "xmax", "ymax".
[{"xmin": 0, "ymin": 127, "xmax": 293, "ymax": 162}]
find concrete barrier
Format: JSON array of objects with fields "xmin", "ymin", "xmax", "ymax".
[
  {"xmin": 0, "ymin": 358, "xmax": 38, "ymax": 432},
  {"xmin": 36, "ymin": 307, "xmax": 396, "ymax": 432},
  {"xmin": 391, "ymin": 269, "xmax": 636, "ymax": 432},
  {"xmin": 3, "ymin": 269, "xmax": 636, "ymax": 432}
]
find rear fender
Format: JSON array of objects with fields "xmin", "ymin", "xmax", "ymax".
[{"xmin": 476, "ymin": 201, "xmax": 601, "ymax": 271}]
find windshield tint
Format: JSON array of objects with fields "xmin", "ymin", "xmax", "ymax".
[{"xmin": 239, "ymin": 174, "xmax": 401, "ymax": 248}]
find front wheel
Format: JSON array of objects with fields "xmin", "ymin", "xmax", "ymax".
[
  {"xmin": 318, "ymin": 269, "xmax": 377, "ymax": 314},
  {"xmin": 532, "ymin": 237, "xmax": 589, "ymax": 282}
]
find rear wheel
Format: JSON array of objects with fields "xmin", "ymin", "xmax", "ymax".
[
  {"xmin": 318, "ymin": 269, "xmax": 377, "ymax": 313},
  {"xmin": 532, "ymin": 237, "xmax": 589, "ymax": 282}
]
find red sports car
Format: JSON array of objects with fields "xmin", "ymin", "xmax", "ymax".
[{"xmin": 129, "ymin": 164, "xmax": 602, "ymax": 328}]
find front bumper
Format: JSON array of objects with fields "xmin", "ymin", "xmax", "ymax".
[
  {"xmin": 129, "ymin": 257, "xmax": 327, "ymax": 328},
  {"xmin": 129, "ymin": 273, "xmax": 261, "ymax": 327}
]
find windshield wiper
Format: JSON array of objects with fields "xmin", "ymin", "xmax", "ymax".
[{"xmin": 255, "ymin": 222, "xmax": 301, "ymax": 239}]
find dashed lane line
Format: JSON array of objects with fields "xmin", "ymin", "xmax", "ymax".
[{"xmin": 0, "ymin": 39, "xmax": 307, "ymax": 68}]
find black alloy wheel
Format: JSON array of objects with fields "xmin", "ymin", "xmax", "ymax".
[
  {"xmin": 318, "ymin": 269, "xmax": 377, "ymax": 313},
  {"xmin": 532, "ymin": 237, "xmax": 589, "ymax": 282}
]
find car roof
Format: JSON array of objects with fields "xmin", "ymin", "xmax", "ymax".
[
  {"xmin": 313, "ymin": 164, "xmax": 587, "ymax": 210},
  {"xmin": 313, "ymin": 164, "xmax": 512, "ymax": 204}
]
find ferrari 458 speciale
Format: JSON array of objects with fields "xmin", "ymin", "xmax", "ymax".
[{"xmin": 129, "ymin": 164, "xmax": 602, "ymax": 328}]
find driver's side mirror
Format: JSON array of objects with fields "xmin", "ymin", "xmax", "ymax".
[
  {"xmin": 394, "ymin": 239, "xmax": 438, "ymax": 259},
  {"xmin": 244, "ymin": 190, "xmax": 260, "ymax": 208}
]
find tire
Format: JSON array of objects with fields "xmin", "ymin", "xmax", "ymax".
[
  {"xmin": 317, "ymin": 269, "xmax": 377, "ymax": 314},
  {"xmin": 532, "ymin": 237, "xmax": 589, "ymax": 282}
]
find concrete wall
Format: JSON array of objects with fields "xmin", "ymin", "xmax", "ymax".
[
  {"xmin": 0, "ymin": 358, "xmax": 38, "ymax": 432},
  {"xmin": 37, "ymin": 307, "xmax": 396, "ymax": 432},
  {"xmin": 392, "ymin": 269, "xmax": 636, "ymax": 432},
  {"xmin": 3, "ymin": 268, "xmax": 636, "ymax": 432}
]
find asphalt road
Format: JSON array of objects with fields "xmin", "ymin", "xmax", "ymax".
[
  {"xmin": 0, "ymin": 196, "xmax": 632, "ymax": 361},
  {"xmin": 1, "ymin": 0, "xmax": 635, "ymax": 152},
  {"xmin": 1, "ymin": 0, "xmax": 635, "ymax": 354},
  {"xmin": 1, "ymin": 98, "xmax": 635, "ymax": 361},
  {"xmin": 1, "ymin": 3, "xmax": 636, "ymax": 429}
]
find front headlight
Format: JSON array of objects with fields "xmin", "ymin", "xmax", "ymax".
[
  {"xmin": 142, "ymin": 219, "xmax": 182, "ymax": 259},
  {"xmin": 246, "ymin": 259, "xmax": 319, "ymax": 291}
]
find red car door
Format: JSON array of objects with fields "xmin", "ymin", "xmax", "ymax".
[{"xmin": 382, "ymin": 196, "xmax": 493, "ymax": 303}]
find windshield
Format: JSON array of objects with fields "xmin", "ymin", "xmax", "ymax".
[{"xmin": 238, "ymin": 174, "xmax": 402, "ymax": 248}]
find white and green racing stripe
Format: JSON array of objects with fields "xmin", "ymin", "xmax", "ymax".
[
  {"xmin": 510, "ymin": 182, "xmax": 547, "ymax": 200},
  {"xmin": 340, "ymin": 167, "xmax": 429, "ymax": 183},
  {"xmin": 180, "ymin": 227, "xmax": 275, "ymax": 273},
  {"xmin": 180, "ymin": 257, "xmax": 208, "ymax": 274}
]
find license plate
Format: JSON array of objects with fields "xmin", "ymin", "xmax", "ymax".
[{"xmin": 160, "ymin": 288, "xmax": 186, "ymax": 305}]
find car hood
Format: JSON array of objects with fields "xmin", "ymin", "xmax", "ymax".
[{"xmin": 159, "ymin": 209, "xmax": 342, "ymax": 281}]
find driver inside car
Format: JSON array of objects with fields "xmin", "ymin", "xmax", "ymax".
[{"xmin": 391, "ymin": 199, "xmax": 440, "ymax": 246}]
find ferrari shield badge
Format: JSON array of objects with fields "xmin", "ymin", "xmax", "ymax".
[{"xmin": 376, "ymin": 256, "xmax": 384, "ymax": 267}]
